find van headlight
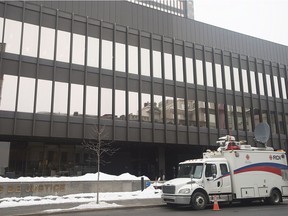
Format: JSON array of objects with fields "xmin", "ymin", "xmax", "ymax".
[{"xmin": 179, "ymin": 188, "xmax": 191, "ymax": 194}]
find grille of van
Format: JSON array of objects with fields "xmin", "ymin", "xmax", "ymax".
[{"xmin": 162, "ymin": 185, "xmax": 175, "ymax": 194}]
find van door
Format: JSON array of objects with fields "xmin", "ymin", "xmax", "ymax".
[
  {"xmin": 204, "ymin": 163, "xmax": 232, "ymax": 195},
  {"xmin": 204, "ymin": 163, "xmax": 221, "ymax": 194},
  {"xmin": 219, "ymin": 163, "xmax": 232, "ymax": 194}
]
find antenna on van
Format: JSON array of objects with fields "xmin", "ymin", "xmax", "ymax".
[{"xmin": 254, "ymin": 122, "xmax": 270, "ymax": 147}]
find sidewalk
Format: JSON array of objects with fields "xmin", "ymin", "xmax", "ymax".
[{"xmin": 1, "ymin": 198, "xmax": 165, "ymax": 216}]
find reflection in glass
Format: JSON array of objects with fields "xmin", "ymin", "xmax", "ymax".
[
  {"xmin": 227, "ymin": 105, "xmax": 234, "ymax": 130},
  {"xmin": 250, "ymin": 71, "xmax": 256, "ymax": 94},
  {"xmin": 266, "ymin": 74, "xmax": 272, "ymax": 96},
  {"xmin": 18, "ymin": 77, "xmax": 35, "ymax": 113},
  {"xmin": 164, "ymin": 53, "xmax": 173, "ymax": 80},
  {"xmin": 187, "ymin": 100, "xmax": 196, "ymax": 126},
  {"xmin": 246, "ymin": 108, "xmax": 252, "ymax": 132},
  {"xmin": 116, "ymin": 43, "xmax": 126, "ymax": 72},
  {"xmin": 236, "ymin": 106, "xmax": 243, "ymax": 130},
  {"xmin": 4, "ymin": 19, "xmax": 22, "ymax": 54},
  {"xmin": 262, "ymin": 110, "xmax": 268, "ymax": 123},
  {"xmin": 270, "ymin": 111, "xmax": 276, "ymax": 134},
  {"xmin": 154, "ymin": 95, "xmax": 163, "ymax": 123},
  {"xmin": 115, "ymin": 90, "xmax": 126, "ymax": 120},
  {"xmin": 273, "ymin": 76, "xmax": 280, "ymax": 98},
  {"xmin": 285, "ymin": 114, "xmax": 288, "ymax": 134},
  {"xmin": 278, "ymin": 113, "xmax": 285, "ymax": 134},
  {"xmin": 128, "ymin": 91, "xmax": 138, "ymax": 121},
  {"xmin": 196, "ymin": 60, "xmax": 204, "ymax": 85},
  {"xmin": 0, "ymin": 17, "xmax": 3, "ymax": 42},
  {"xmin": 233, "ymin": 68, "xmax": 240, "ymax": 91},
  {"xmin": 153, "ymin": 51, "xmax": 162, "ymax": 78},
  {"xmin": 129, "ymin": 45, "xmax": 138, "ymax": 74},
  {"xmin": 70, "ymin": 84, "xmax": 83, "ymax": 116},
  {"xmin": 206, "ymin": 62, "xmax": 213, "ymax": 87},
  {"xmin": 208, "ymin": 102, "xmax": 216, "ymax": 128},
  {"xmin": 54, "ymin": 81, "xmax": 68, "ymax": 114},
  {"xmin": 72, "ymin": 33, "xmax": 85, "ymax": 65},
  {"xmin": 141, "ymin": 93, "xmax": 151, "ymax": 122},
  {"xmin": 165, "ymin": 96, "xmax": 174, "ymax": 124},
  {"xmin": 40, "ymin": 27, "xmax": 55, "ymax": 60},
  {"xmin": 101, "ymin": 88, "xmax": 112, "ymax": 117},
  {"xmin": 36, "ymin": 79, "xmax": 52, "ymax": 113},
  {"xmin": 218, "ymin": 104, "xmax": 226, "ymax": 129},
  {"xmin": 224, "ymin": 66, "xmax": 231, "ymax": 90},
  {"xmin": 286, "ymin": 114, "xmax": 288, "ymax": 134},
  {"xmin": 215, "ymin": 64, "xmax": 222, "ymax": 88},
  {"xmin": 0, "ymin": 75, "xmax": 17, "ymax": 111},
  {"xmin": 176, "ymin": 98, "xmax": 185, "ymax": 125},
  {"xmin": 258, "ymin": 73, "xmax": 265, "ymax": 95},
  {"xmin": 102, "ymin": 40, "xmax": 113, "ymax": 70},
  {"xmin": 87, "ymin": 37, "xmax": 99, "ymax": 68},
  {"xmin": 56, "ymin": 30, "xmax": 71, "ymax": 63},
  {"xmin": 141, "ymin": 48, "xmax": 150, "ymax": 76},
  {"xmin": 86, "ymin": 86, "xmax": 98, "ymax": 116},
  {"xmin": 253, "ymin": 108, "xmax": 260, "ymax": 127},
  {"xmin": 22, "ymin": 23, "xmax": 39, "ymax": 57},
  {"xmin": 186, "ymin": 58, "xmax": 194, "ymax": 84},
  {"xmin": 242, "ymin": 69, "xmax": 249, "ymax": 93},
  {"xmin": 198, "ymin": 101, "xmax": 206, "ymax": 127},
  {"xmin": 281, "ymin": 77, "xmax": 287, "ymax": 99},
  {"xmin": 175, "ymin": 55, "xmax": 183, "ymax": 82}
]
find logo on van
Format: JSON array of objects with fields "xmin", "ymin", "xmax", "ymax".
[{"xmin": 269, "ymin": 155, "xmax": 281, "ymax": 160}]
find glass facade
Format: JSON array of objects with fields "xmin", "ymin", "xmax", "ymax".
[
  {"xmin": 128, "ymin": 0, "xmax": 187, "ymax": 17},
  {"xmin": 0, "ymin": 17, "xmax": 287, "ymax": 133}
]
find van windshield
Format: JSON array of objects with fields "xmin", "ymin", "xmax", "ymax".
[{"xmin": 177, "ymin": 163, "xmax": 203, "ymax": 179}]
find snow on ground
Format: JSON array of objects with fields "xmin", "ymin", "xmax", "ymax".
[
  {"xmin": 44, "ymin": 185, "xmax": 161, "ymax": 213},
  {"xmin": 44, "ymin": 202, "xmax": 121, "ymax": 213},
  {"xmin": 0, "ymin": 172, "xmax": 162, "ymax": 210},
  {"xmin": 0, "ymin": 185, "xmax": 161, "ymax": 209}
]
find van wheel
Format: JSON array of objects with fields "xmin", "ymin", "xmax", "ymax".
[
  {"xmin": 191, "ymin": 192, "xmax": 207, "ymax": 210},
  {"xmin": 269, "ymin": 189, "xmax": 281, "ymax": 205}
]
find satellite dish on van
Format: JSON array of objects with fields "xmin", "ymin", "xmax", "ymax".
[{"xmin": 254, "ymin": 122, "xmax": 270, "ymax": 146}]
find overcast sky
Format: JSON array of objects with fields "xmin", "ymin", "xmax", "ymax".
[{"xmin": 193, "ymin": 0, "xmax": 288, "ymax": 46}]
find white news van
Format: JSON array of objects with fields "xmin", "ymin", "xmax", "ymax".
[{"xmin": 162, "ymin": 124, "xmax": 288, "ymax": 210}]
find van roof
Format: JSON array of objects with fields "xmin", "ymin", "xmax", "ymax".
[{"xmin": 180, "ymin": 157, "xmax": 227, "ymax": 164}]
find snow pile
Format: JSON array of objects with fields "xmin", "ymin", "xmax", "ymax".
[
  {"xmin": 81, "ymin": 172, "xmax": 149, "ymax": 181},
  {"xmin": 0, "ymin": 172, "xmax": 162, "ymax": 211},
  {"xmin": 0, "ymin": 172, "xmax": 149, "ymax": 182}
]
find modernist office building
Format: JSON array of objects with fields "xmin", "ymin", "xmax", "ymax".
[{"xmin": 0, "ymin": 1, "xmax": 287, "ymax": 179}]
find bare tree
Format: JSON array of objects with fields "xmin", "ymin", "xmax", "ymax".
[{"xmin": 82, "ymin": 125, "xmax": 119, "ymax": 204}]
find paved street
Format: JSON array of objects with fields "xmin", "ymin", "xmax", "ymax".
[
  {"xmin": 48, "ymin": 200, "xmax": 288, "ymax": 216},
  {"xmin": 1, "ymin": 198, "xmax": 163, "ymax": 216},
  {"xmin": 5, "ymin": 199, "xmax": 288, "ymax": 216}
]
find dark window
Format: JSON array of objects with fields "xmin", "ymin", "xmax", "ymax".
[
  {"xmin": 220, "ymin": 164, "xmax": 228, "ymax": 175},
  {"xmin": 61, "ymin": 152, "xmax": 67, "ymax": 163},
  {"xmin": 205, "ymin": 164, "xmax": 217, "ymax": 177},
  {"xmin": 75, "ymin": 153, "xmax": 80, "ymax": 164},
  {"xmin": 48, "ymin": 151, "xmax": 54, "ymax": 162}
]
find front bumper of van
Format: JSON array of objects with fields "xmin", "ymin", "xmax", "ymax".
[{"xmin": 161, "ymin": 194, "xmax": 191, "ymax": 205}]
